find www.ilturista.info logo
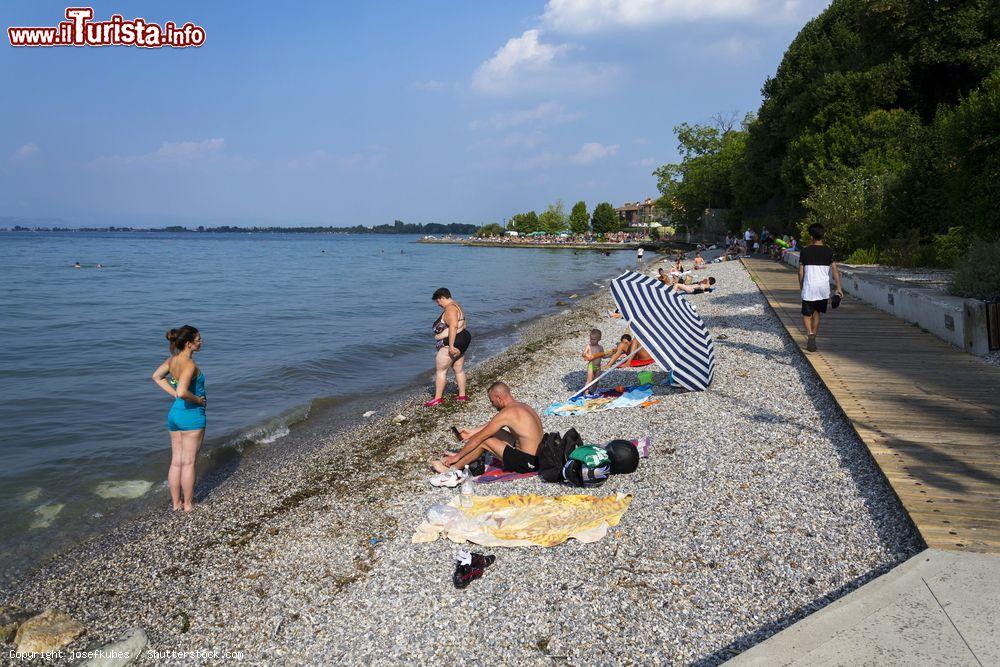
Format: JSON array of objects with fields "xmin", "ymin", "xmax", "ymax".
[{"xmin": 8, "ymin": 7, "xmax": 205, "ymax": 48}]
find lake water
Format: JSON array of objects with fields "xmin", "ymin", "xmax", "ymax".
[{"xmin": 0, "ymin": 231, "xmax": 644, "ymax": 577}]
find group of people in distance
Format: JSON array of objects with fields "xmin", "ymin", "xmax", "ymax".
[{"xmin": 656, "ymin": 253, "xmax": 717, "ymax": 295}]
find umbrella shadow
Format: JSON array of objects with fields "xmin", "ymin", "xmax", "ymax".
[{"xmin": 559, "ymin": 368, "xmax": 680, "ymax": 395}]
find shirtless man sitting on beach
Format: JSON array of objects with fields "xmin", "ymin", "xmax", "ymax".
[{"xmin": 429, "ymin": 381, "xmax": 544, "ymax": 474}]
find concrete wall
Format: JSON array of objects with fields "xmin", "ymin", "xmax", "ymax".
[{"xmin": 780, "ymin": 253, "xmax": 992, "ymax": 356}]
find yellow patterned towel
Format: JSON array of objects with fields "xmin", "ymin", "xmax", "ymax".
[{"xmin": 412, "ymin": 493, "xmax": 633, "ymax": 547}]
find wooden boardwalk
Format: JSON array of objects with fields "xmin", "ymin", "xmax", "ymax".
[{"xmin": 743, "ymin": 258, "xmax": 1000, "ymax": 554}]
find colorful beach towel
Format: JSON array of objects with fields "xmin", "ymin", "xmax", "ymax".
[
  {"xmin": 474, "ymin": 464, "xmax": 538, "ymax": 485},
  {"xmin": 412, "ymin": 493, "xmax": 633, "ymax": 547},
  {"xmin": 543, "ymin": 385, "xmax": 654, "ymax": 417}
]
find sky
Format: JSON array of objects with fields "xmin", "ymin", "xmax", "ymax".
[{"xmin": 0, "ymin": 0, "xmax": 831, "ymax": 227}]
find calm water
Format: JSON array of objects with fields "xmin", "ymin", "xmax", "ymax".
[{"xmin": 0, "ymin": 231, "xmax": 641, "ymax": 575}]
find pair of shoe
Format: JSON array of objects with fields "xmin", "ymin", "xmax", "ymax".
[
  {"xmin": 423, "ymin": 395, "xmax": 469, "ymax": 408},
  {"xmin": 429, "ymin": 468, "xmax": 468, "ymax": 488},
  {"xmin": 453, "ymin": 550, "xmax": 496, "ymax": 589},
  {"xmin": 806, "ymin": 334, "xmax": 818, "ymax": 352}
]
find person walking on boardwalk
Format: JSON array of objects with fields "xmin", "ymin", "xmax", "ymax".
[
  {"xmin": 151, "ymin": 325, "xmax": 207, "ymax": 512},
  {"xmin": 427, "ymin": 287, "xmax": 471, "ymax": 406},
  {"xmin": 798, "ymin": 223, "xmax": 843, "ymax": 352}
]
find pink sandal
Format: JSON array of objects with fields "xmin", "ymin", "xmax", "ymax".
[
  {"xmin": 424, "ymin": 398, "xmax": 444, "ymax": 407},
  {"xmin": 455, "ymin": 395, "xmax": 468, "ymax": 402}
]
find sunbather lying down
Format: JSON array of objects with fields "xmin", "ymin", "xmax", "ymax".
[
  {"xmin": 605, "ymin": 333, "xmax": 655, "ymax": 368},
  {"xmin": 429, "ymin": 382, "xmax": 544, "ymax": 474},
  {"xmin": 673, "ymin": 277, "xmax": 716, "ymax": 294}
]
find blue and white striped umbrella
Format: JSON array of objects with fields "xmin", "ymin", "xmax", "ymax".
[{"xmin": 610, "ymin": 271, "xmax": 716, "ymax": 391}]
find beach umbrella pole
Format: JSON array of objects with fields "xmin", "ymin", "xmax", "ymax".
[{"xmin": 570, "ymin": 346, "xmax": 644, "ymax": 400}]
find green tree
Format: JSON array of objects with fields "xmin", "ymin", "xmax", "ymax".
[
  {"xmin": 475, "ymin": 223, "xmax": 504, "ymax": 238},
  {"xmin": 591, "ymin": 202, "xmax": 619, "ymax": 235},
  {"xmin": 737, "ymin": 0, "xmax": 999, "ymax": 236},
  {"xmin": 510, "ymin": 211, "xmax": 540, "ymax": 234},
  {"xmin": 800, "ymin": 169, "xmax": 889, "ymax": 254},
  {"xmin": 538, "ymin": 200, "xmax": 568, "ymax": 234},
  {"xmin": 569, "ymin": 200, "xmax": 589, "ymax": 234},
  {"xmin": 655, "ymin": 118, "xmax": 749, "ymax": 230}
]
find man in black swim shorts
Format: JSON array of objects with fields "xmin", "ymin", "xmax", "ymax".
[{"xmin": 430, "ymin": 382, "xmax": 544, "ymax": 474}]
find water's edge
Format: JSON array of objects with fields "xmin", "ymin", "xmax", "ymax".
[{"xmin": 0, "ymin": 258, "xmax": 643, "ymax": 585}]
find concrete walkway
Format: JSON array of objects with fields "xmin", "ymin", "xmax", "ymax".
[{"xmin": 732, "ymin": 549, "xmax": 1000, "ymax": 666}]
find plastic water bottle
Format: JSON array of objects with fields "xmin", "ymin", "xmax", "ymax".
[{"xmin": 460, "ymin": 465, "xmax": 474, "ymax": 508}]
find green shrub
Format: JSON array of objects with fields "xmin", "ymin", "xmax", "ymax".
[
  {"xmin": 949, "ymin": 240, "xmax": 1000, "ymax": 301},
  {"xmin": 800, "ymin": 169, "xmax": 888, "ymax": 254},
  {"xmin": 931, "ymin": 226, "xmax": 971, "ymax": 268},
  {"xmin": 845, "ymin": 246, "xmax": 880, "ymax": 264}
]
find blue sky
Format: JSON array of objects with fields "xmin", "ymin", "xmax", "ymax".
[{"xmin": 1, "ymin": 0, "xmax": 831, "ymax": 227}]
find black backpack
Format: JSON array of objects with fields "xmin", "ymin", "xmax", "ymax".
[{"xmin": 538, "ymin": 428, "xmax": 584, "ymax": 483}]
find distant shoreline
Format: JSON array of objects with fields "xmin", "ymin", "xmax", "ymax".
[
  {"xmin": 418, "ymin": 237, "xmax": 681, "ymax": 251},
  {"xmin": 0, "ymin": 226, "xmax": 477, "ymax": 235}
]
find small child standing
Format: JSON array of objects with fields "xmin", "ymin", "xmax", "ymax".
[{"xmin": 581, "ymin": 328, "xmax": 606, "ymax": 390}]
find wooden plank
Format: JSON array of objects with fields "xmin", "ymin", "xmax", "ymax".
[{"xmin": 743, "ymin": 258, "xmax": 1000, "ymax": 555}]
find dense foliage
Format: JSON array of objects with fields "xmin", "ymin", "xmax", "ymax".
[
  {"xmin": 539, "ymin": 200, "xmax": 568, "ymax": 234},
  {"xmin": 656, "ymin": 0, "xmax": 999, "ymax": 269},
  {"xmin": 475, "ymin": 223, "xmax": 505, "ymax": 237},
  {"xmin": 591, "ymin": 202, "xmax": 619, "ymax": 235},
  {"xmin": 569, "ymin": 201, "xmax": 590, "ymax": 234},
  {"xmin": 950, "ymin": 240, "xmax": 1000, "ymax": 300},
  {"xmin": 654, "ymin": 119, "xmax": 748, "ymax": 231},
  {"xmin": 508, "ymin": 211, "xmax": 540, "ymax": 234}
]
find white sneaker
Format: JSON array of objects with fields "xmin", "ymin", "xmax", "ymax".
[{"xmin": 429, "ymin": 469, "xmax": 467, "ymax": 488}]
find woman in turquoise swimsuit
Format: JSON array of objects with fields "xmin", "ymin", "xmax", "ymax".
[{"xmin": 151, "ymin": 325, "xmax": 206, "ymax": 512}]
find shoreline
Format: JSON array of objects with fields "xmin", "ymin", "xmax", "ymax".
[
  {"xmin": 0, "ymin": 262, "xmax": 619, "ymax": 586},
  {"xmin": 1, "ymin": 257, "xmax": 922, "ymax": 664}
]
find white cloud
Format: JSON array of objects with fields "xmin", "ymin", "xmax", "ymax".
[
  {"xmin": 570, "ymin": 142, "xmax": 619, "ymax": 164},
  {"xmin": 91, "ymin": 138, "xmax": 253, "ymax": 170},
  {"xmin": 470, "ymin": 101, "xmax": 582, "ymax": 131},
  {"xmin": 411, "ymin": 79, "xmax": 447, "ymax": 92},
  {"xmin": 283, "ymin": 148, "xmax": 385, "ymax": 172},
  {"xmin": 628, "ymin": 157, "xmax": 657, "ymax": 167},
  {"xmin": 468, "ymin": 130, "xmax": 550, "ymax": 151},
  {"xmin": 542, "ymin": 0, "xmax": 822, "ymax": 33},
  {"xmin": 334, "ymin": 150, "xmax": 385, "ymax": 172},
  {"xmin": 10, "ymin": 143, "xmax": 41, "ymax": 162},
  {"xmin": 472, "ymin": 29, "xmax": 618, "ymax": 95},
  {"xmin": 714, "ymin": 36, "xmax": 762, "ymax": 58},
  {"xmin": 476, "ymin": 141, "xmax": 620, "ymax": 171},
  {"xmin": 284, "ymin": 149, "xmax": 333, "ymax": 171}
]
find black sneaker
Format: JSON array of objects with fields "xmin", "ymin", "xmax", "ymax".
[
  {"xmin": 453, "ymin": 563, "xmax": 485, "ymax": 589},
  {"xmin": 469, "ymin": 552, "xmax": 496, "ymax": 569},
  {"xmin": 806, "ymin": 334, "xmax": 817, "ymax": 352}
]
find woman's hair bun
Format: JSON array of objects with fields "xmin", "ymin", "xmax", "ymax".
[{"xmin": 166, "ymin": 328, "xmax": 179, "ymax": 342}]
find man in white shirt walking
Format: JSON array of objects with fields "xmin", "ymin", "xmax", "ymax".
[{"xmin": 798, "ymin": 223, "xmax": 843, "ymax": 352}]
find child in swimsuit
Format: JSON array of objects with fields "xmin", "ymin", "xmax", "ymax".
[{"xmin": 581, "ymin": 328, "xmax": 607, "ymax": 390}]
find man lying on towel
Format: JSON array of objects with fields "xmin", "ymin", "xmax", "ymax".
[
  {"xmin": 605, "ymin": 333, "xmax": 655, "ymax": 368},
  {"xmin": 430, "ymin": 381, "xmax": 544, "ymax": 474}
]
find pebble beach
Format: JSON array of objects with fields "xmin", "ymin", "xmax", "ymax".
[{"xmin": 1, "ymin": 257, "xmax": 924, "ymax": 665}]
